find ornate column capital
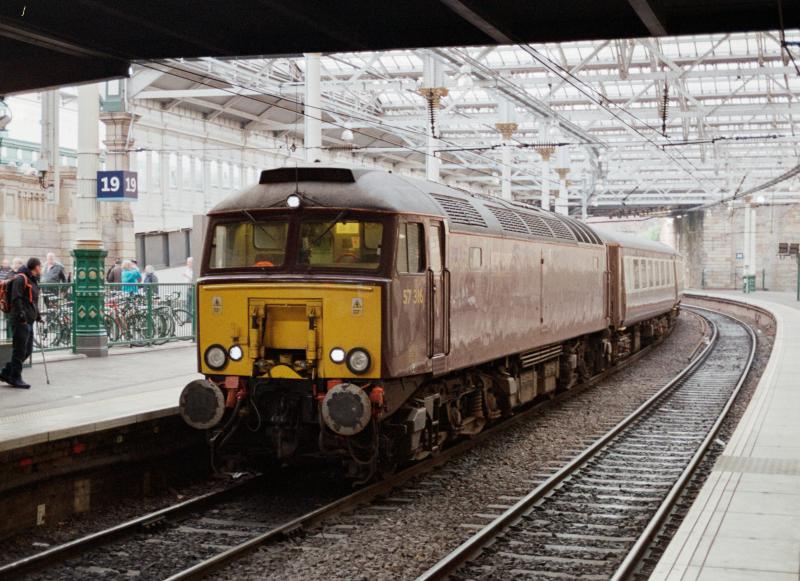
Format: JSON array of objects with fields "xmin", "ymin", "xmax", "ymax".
[
  {"xmin": 555, "ymin": 167, "xmax": 570, "ymax": 180},
  {"xmin": 418, "ymin": 87, "xmax": 449, "ymax": 109},
  {"xmin": 495, "ymin": 122, "xmax": 518, "ymax": 141},
  {"xmin": 536, "ymin": 146, "xmax": 555, "ymax": 161}
]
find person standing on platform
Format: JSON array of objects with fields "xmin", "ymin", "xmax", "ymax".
[
  {"xmin": 0, "ymin": 259, "xmax": 12, "ymax": 281},
  {"xmin": 0, "ymin": 258, "xmax": 42, "ymax": 389},
  {"xmin": 11, "ymin": 257, "xmax": 23, "ymax": 273},
  {"xmin": 42, "ymin": 253, "xmax": 67, "ymax": 284},
  {"xmin": 143, "ymin": 265, "xmax": 158, "ymax": 285},
  {"xmin": 106, "ymin": 259, "xmax": 123, "ymax": 284},
  {"xmin": 121, "ymin": 260, "xmax": 141, "ymax": 294}
]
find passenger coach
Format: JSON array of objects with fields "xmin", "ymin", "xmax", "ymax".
[{"xmin": 179, "ymin": 166, "xmax": 682, "ymax": 479}]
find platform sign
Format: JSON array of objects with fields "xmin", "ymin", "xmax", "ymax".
[
  {"xmin": 97, "ymin": 170, "xmax": 138, "ymax": 201},
  {"xmin": 736, "ymin": 252, "xmax": 744, "ymax": 260}
]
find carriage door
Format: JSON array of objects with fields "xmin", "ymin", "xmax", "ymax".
[{"xmin": 427, "ymin": 221, "xmax": 447, "ymax": 365}]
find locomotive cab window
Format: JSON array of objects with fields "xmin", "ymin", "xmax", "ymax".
[
  {"xmin": 209, "ymin": 220, "xmax": 288, "ymax": 268},
  {"xmin": 397, "ymin": 222, "xmax": 425, "ymax": 274},
  {"xmin": 298, "ymin": 218, "xmax": 383, "ymax": 270}
]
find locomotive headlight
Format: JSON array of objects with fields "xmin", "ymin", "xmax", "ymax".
[
  {"xmin": 346, "ymin": 348, "xmax": 371, "ymax": 374},
  {"xmin": 329, "ymin": 347, "xmax": 346, "ymax": 364},
  {"xmin": 286, "ymin": 194, "xmax": 301, "ymax": 209},
  {"xmin": 229, "ymin": 344, "xmax": 243, "ymax": 361},
  {"xmin": 204, "ymin": 344, "xmax": 228, "ymax": 370}
]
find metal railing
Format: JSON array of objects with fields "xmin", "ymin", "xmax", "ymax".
[
  {"xmin": 104, "ymin": 283, "xmax": 195, "ymax": 348},
  {"xmin": 38, "ymin": 283, "xmax": 75, "ymax": 351},
  {"xmin": 0, "ymin": 282, "xmax": 195, "ymax": 354}
]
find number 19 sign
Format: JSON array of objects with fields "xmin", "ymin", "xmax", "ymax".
[{"xmin": 97, "ymin": 170, "xmax": 138, "ymax": 201}]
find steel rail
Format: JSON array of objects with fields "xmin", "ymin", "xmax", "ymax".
[
  {"xmin": 0, "ymin": 318, "xmax": 681, "ymax": 580},
  {"xmin": 417, "ymin": 311, "xmax": 724, "ymax": 581},
  {"xmin": 610, "ymin": 306, "xmax": 756, "ymax": 580},
  {"xmin": 0, "ymin": 474, "xmax": 263, "ymax": 579}
]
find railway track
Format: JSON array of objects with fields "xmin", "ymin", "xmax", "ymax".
[
  {"xmin": 0, "ymin": 312, "xmax": 713, "ymax": 581},
  {"xmin": 418, "ymin": 307, "xmax": 755, "ymax": 581}
]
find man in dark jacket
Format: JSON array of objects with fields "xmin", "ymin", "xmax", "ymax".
[
  {"xmin": 106, "ymin": 259, "xmax": 122, "ymax": 283},
  {"xmin": 0, "ymin": 258, "xmax": 42, "ymax": 389}
]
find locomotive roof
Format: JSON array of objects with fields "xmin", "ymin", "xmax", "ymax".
[{"xmin": 208, "ymin": 166, "xmax": 606, "ymax": 246}]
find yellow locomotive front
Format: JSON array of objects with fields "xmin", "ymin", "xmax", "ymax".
[{"xmin": 180, "ymin": 196, "xmax": 393, "ymax": 474}]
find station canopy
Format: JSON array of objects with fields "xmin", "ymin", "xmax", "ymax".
[
  {"xmin": 2, "ymin": 0, "xmax": 799, "ymax": 213},
  {"xmin": 130, "ymin": 31, "xmax": 800, "ymax": 213}
]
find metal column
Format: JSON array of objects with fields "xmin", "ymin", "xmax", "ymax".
[
  {"xmin": 304, "ymin": 53, "xmax": 322, "ymax": 163},
  {"xmin": 73, "ymin": 83, "xmax": 108, "ymax": 357}
]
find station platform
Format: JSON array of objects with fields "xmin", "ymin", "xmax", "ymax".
[
  {"xmin": 0, "ymin": 343, "xmax": 200, "ymax": 454},
  {"xmin": 652, "ymin": 290, "xmax": 800, "ymax": 581}
]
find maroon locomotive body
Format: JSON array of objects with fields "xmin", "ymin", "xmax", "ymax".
[{"xmin": 180, "ymin": 167, "xmax": 682, "ymax": 478}]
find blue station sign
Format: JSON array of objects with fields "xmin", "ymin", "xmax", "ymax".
[{"xmin": 97, "ymin": 170, "xmax": 138, "ymax": 201}]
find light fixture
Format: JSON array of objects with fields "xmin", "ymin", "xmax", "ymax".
[
  {"xmin": 346, "ymin": 348, "xmax": 371, "ymax": 374},
  {"xmin": 204, "ymin": 344, "xmax": 228, "ymax": 370},
  {"xmin": 340, "ymin": 128, "xmax": 354, "ymax": 142},
  {"xmin": 229, "ymin": 345, "xmax": 243, "ymax": 361},
  {"xmin": 329, "ymin": 347, "xmax": 346, "ymax": 364},
  {"xmin": 286, "ymin": 194, "xmax": 301, "ymax": 209}
]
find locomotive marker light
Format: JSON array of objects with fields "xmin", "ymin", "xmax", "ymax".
[
  {"xmin": 286, "ymin": 194, "xmax": 302, "ymax": 209},
  {"xmin": 346, "ymin": 348, "xmax": 371, "ymax": 374},
  {"xmin": 321, "ymin": 382, "xmax": 372, "ymax": 436},
  {"xmin": 329, "ymin": 347, "xmax": 346, "ymax": 364},
  {"xmin": 228, "ymin": 344, "xmax": 244, "ymax": 361},
  {"xmin": 204, "ymin": 344, "xmax": 228, "ymax": 370}
]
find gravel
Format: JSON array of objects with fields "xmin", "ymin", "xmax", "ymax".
[{"xmin": 215, "ymin": 311, "xmax": 708, "ymax": 581}]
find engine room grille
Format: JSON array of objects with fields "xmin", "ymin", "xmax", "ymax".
[
  {"xmin": 517, "ymin": 212, "xmax": 555, "ymax": 239},
  {"xmin": 542, "ymin": 216, "xmax": 576, "ymax": 241},
  {"xmin": 489, "ymin": 207, "xmax": 529, "ymax": 235},
  {"xmin": 564, "ymin": 220, "xmax": 591, "ymax": 243},
  {"xmin": 431, "ymin": 194, "xmax": 487, "ymax": 228}
]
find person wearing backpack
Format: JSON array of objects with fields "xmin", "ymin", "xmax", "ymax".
[{"xmin": 0, "ymin": 258, "xmax": 42, "ymax": 389}]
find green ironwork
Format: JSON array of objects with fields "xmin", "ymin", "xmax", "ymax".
[
  {"xmin": 742, "ymin": 274, "xmax": 756, "ymax": 294},
  {"xmin": 38, "ymin": 283, "xmax": 74, "ymax": 351},
  {"xmin": 104, "ymin": 282, "xmax": 195, "ymax": 347},
  {"xmin": 72, "ymin": 247, "xmax": 109, "ymax": 355},
  {"xmin": 1, "ymin": 278, "xmax": 196, "ymax": 353}
]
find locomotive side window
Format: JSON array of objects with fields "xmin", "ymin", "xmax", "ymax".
[
  {"xmin": 397, "ymin": 223, "xmax": 425, "ymax": 274},
  {"xmin": 209, "ymin": 221, "xmax": 288, "ymax": 268},
  {"xmin": 298, "ymin": 219, "xmax": 383, "ymax": 270},
  {"xmin": 429, "ymin": 226, "xmax": 443, "ymax": 273},
  {"xmin": 469, "ymin": 247, "xmax": 483, "ymax": 269}
]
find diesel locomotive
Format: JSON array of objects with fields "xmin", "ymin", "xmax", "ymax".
[{"xmin": 179, "ymin": 166, "xmax": 683, "ymax": 479}]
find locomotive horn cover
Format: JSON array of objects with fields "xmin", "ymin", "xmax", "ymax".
[
  {"xmin": 321, "ymin": 383, "xmax": 372, "ymax": 436},
  {"xmin": 179, "ymin": 379, "xmax": 226, "ymax": 430}
]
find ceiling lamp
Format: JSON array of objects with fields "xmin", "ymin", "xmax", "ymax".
[{"xmin": 340, "ymin": 128, "xmax": 354, "ymax": 142}]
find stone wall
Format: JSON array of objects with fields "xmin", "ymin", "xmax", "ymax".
[
  {"xmin": 0, "ymin": 165, "xmax": 134, "ymax": 271},
  {"xmin": 669, "ymin": 202, "xmax": 800, "ymax": 292}
]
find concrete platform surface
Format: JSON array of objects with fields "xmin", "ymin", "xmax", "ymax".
[
  {"xmin": 0, "ymin": 342, "xmax": 200, "ymax": 453},
  {"xmin": 652, "ymin": 290, "xmax": 800, "ymax": 581}
]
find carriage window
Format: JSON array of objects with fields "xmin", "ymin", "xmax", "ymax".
[
  {"xmin": 397, "ymin": 223, "xmax": 425, "ymax": 273},
  {"xmin": 298, "ymin": 219, "xmax": 383, "ymax": 270},
  {"xmin": 208, "ymin": 220, "xmax": 288, "ymax": 268},
  {"xmin": 633, "ymin": 259, "xmax": 640, "ymax": 290}
]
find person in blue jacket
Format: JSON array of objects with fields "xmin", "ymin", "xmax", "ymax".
[{"xmin": 121, "ymin": 260, "xmax": 141, "ymax": 293}]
